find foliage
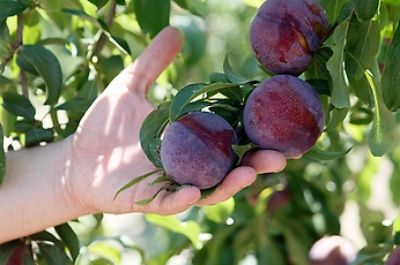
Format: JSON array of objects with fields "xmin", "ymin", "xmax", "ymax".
[{"xmin": 1, "ymin": 0, "xmax": 400, "ymax": 264}]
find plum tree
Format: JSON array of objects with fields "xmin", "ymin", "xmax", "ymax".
[
  {"xmin": 243, "ymin": 75, "xmax": 324, "ymax": 158},
  {"xmin": 250, "ymin": 0, "xmax": 328, "ymax": 75},
  {"xmin": 309, "ymin": 236, "xmax": 357, "ymax": 265},
  {"xmin": 386, "ymin": 245, "xmax": 400, "ymax": 265},
  {"xmin": 160, "ymin": 112, "xmax": 238, "ymax": 189}
]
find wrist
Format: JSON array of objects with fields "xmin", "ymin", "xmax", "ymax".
[{"xmin": 57, "ymin": 136, "xmax": 91, "ymax": 218}]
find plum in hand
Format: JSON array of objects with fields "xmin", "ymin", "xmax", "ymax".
[
  {"xmin": 243, "ymin": 75, "xmax": 324, "ymax": 158},
  {"xmin": 160, "ymin": 112, "xmax": 238, "ymax": 190},
  {"xmin": 250, "ymin": 0, "xmax": 328, "ymax": 75}
]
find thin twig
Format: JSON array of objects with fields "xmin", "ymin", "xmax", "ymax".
[
  {"xmin": 16, "ymin": 15, "xmax": 29, "ymax": 99},
  {"xmin": 89, "ymin": 0, "xmax": 117, "ymax": 62}
]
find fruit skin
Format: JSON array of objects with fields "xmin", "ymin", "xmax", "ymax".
[
  {"xmin": 387, "ymin": 245, "xmax": 400, "ymax": 265},
  {"xmin": 309, "ymin": 236, "xmax": 357, "ymax": 265},
  {"xmin": 267, "ymin": 189, "xmax": 291, "ymax": 213},
  {"xmin": 161, "ymin": 112, "xmax": 238, "ymax": 190},
  {"xmin": 250, "ymin": 0, "xmax": 328, "ymax": 75},
  {"xmin": 6, "ymin": 245, "xmax": 24, "ymax": 265},
  {"xmin": 243, "ymin": 75, "xmax": 324, "ymax": 158}
]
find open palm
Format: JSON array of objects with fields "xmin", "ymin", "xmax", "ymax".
[{"xmin": 64, "ymin": 27, "xmax": 287, "ymax": 216}]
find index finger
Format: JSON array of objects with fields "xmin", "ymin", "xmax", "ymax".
[{"xmin": 115, "ymin": 27, "xmax": 184, "ymax": 95}]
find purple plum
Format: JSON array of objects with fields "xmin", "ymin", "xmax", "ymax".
[
  {"xmin": 267, "ymin": 189, "xmax": 291, "ymax": 213},
  {"xmin": 387, "ymin": 245, "xmax": 400, "ymax": 265},
  {"xmin": 160, "ymin": 112, "xmax": 238, "ymax": 190},
  {"xmin": 250, "ymin": 0, "xmax": 329, "ymax": 75},
  {"xmin": 309, "ymin": 236, "xmax": 357, "ymax": 265},
  {"xmin": 243, "ymin": 75, "xmax": 324, "ymax": 158}
]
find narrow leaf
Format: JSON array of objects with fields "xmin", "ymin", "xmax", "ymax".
[
  {"xmin": 146, "ymin": 214, "xmax": 202, "ymax": 248},
  {"xmin": 170, "ymin": 83, "xmax": 239, "ymax": 121},
  {"xmin": 365, "ymin": 70, "xmax": 397, "ymax": 156},
  {"xmin": 232, "ymin": 143, "xmax": 258, "ymax": 165},
  {"xmin": 55, "ymin": 223, "xmax": 80, "ymax": 261},
  {"xmin": 354, "ymin": 0, "xmax": 381, "ymax": 21},
  {"xmin": 114, "ymin": 169, "xmax": 162, "ymax": 200},
  {"xmin": 17, "ymin": 45, "xmax": 63, "ymax": 105},
  {"xmin": 38, "ymin": 243, "xmax": 73, "ymax": 265},
  {"xmin": 327, "ymin": 19, "xmax": 351, "ymax": 108},
  {"xmin": 304, "ymin": 146, "xmax": 353, "ymax": 160},
  {"xmin": 135, "ymin": 187, "xmax": 164, "ymax": 205},
  {"xmin": 0, "ymin": 1, "xmax": 28, "ymax": 20},
  {"xmin": 204, "ymin": 198, "xmax": 235, "ymax": 223},
  {"xmin": 148, "ymin": 175, "xmax": 170, "ymax": 187},
  {"xmin": 2, "ymin": 92, "xmax": 36, "ymax": 118},
  {"xmin": 223, "ymin": 57, "xmax": 249, "ymax": 84},
  {"xmin": 382, "ymin": 21, "xmax": 400, "ymax": 111},
  {"xmin": 25, "ymin": 128, "xmax": 54, "ymax": 147},
  {"xmin": 326, "ymin": 108, "xmax": 348, "ymax": 131},
  {"xmin": 134, "ymin": 0, "xmax": 170, "ymax": 38},
  {"xmin": 140, "ymin": 102, "xmax": 170, "ymax": 166}
]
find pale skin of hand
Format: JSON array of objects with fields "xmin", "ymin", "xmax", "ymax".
[{"xmin": 0, "ymin": 27, "xmax": 287, "ymax": 244}]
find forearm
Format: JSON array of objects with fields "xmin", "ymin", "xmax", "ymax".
[{"xmin": 0, "ymin": 138, "xmax": 83, "ymax": 243}]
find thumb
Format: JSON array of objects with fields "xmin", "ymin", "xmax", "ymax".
[{"xmin": 116, "ymin": 27, "xmax": 184, "ymax": 95}]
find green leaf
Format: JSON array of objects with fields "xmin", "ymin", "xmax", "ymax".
[
  {"xmin": 204, "ymin": 198, "xmax": 235, "ymax": 223},
  {"xmin": 146, "ymin": 214, "xmax": 202, "ymax": 248},
  {"xmin": 173, "ymin": 0, "xmax": 206, "ymax": 16},
  {"xmin": 134, "ymin": 0, "xmax": 171, "ymax": 38},
  {"xmin": 87, "ymin": 241, "xmax": 121, "ymax": 264},
  {"xmin": 88, "ymin": 0, "xmax": 109, "ymax": 9},
  {"xmin": 54, "ymin": 98, "xmax": 93, "ymax": 113},
  {"xmin": 55, "ymin": 223, "xmax": 80, "ymax": 261},
  {"xmin": 319, "ymin": 0, "xmax": 348, "ymax": 23},
  {"xmin": 365, "ymin": 70, "xmax": 397, "ymax": 156},
  {"xmin": 169, "ymin": 83, "xmax": 239, "ymax": 121},
  {"xmin": 282, "ymin": 227, "xmax": 309, "ymax": 265},
  {"xmin": 114, "ymin": 169, "xmax": 162, "ymax": 200},
  {"xmin": 232, "ymin": 143, "xmax": 258, "ymax": 165},
  {"xmin": 0, "ymin": 19, "xmax": 10, "ymax": 43},
  {"xmin": 223, "ymin": 56, "xmax": 249, "ymax": 84},
  {"xmin": 0, "ymin": 75, "xmax": 12, "ymax": 86},
  {"xmin": 38, "ymin": 243, "xmax": 73, "ymax": 265},
  {"xmin": 2, "ymin": 92, "xmax": 35, "ymax": 118},
  {"xmin": 135, "ymin": 187, "xmax": 164, "ymax": 205},
  {"xmin": 0, "ymin": 1, "xmax": 28, "ymax": 20},
  {"xmin": 140, "ymin": 102, "xmax": 170, "ymax": 166},
  {"xmin": 17, "ymin": 45, "xmax": 63, "ymax": 105},
  {"xmin": 346, "ymin": 19, "xmax": 380, "ymax": 105},
  {"xmin": 0, "ymin": 124, "xmax": 5, "ymax": 185},
  {"xmin": 326, "ymin": 107, "xmax": 348, "ymax": 131},
  {"xmin": 382, "ymin": 21, "xmax": 400, "ymax": 111},
  {"xmin": 209, "ymin": 72, "xmax": 229, "ymax": 83},
  {"xmin": 304, "ymin": 146, "xmax": 353, "ymax": 160},
  {"xmin": 148, "ymin": 138, "xmax": 163, "ymax": 168},
  {"xmin": 327, "ymin": 19, "xmax": 351, "ymax": 108},
  {"xmin": 23, "ymin": 254, "xmax": 35, "ymax": 265},
  {"xmin": 25, "ymin": 128, "xmax": 54, "ymax": 147},
  {"xmin": 354, "ymin": 0, "xmax": 381, "ymax": 21}
]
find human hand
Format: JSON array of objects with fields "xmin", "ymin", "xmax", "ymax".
[{"xmin": 64, "ymin": 27, "xmax": 287, "ymax": 216}]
